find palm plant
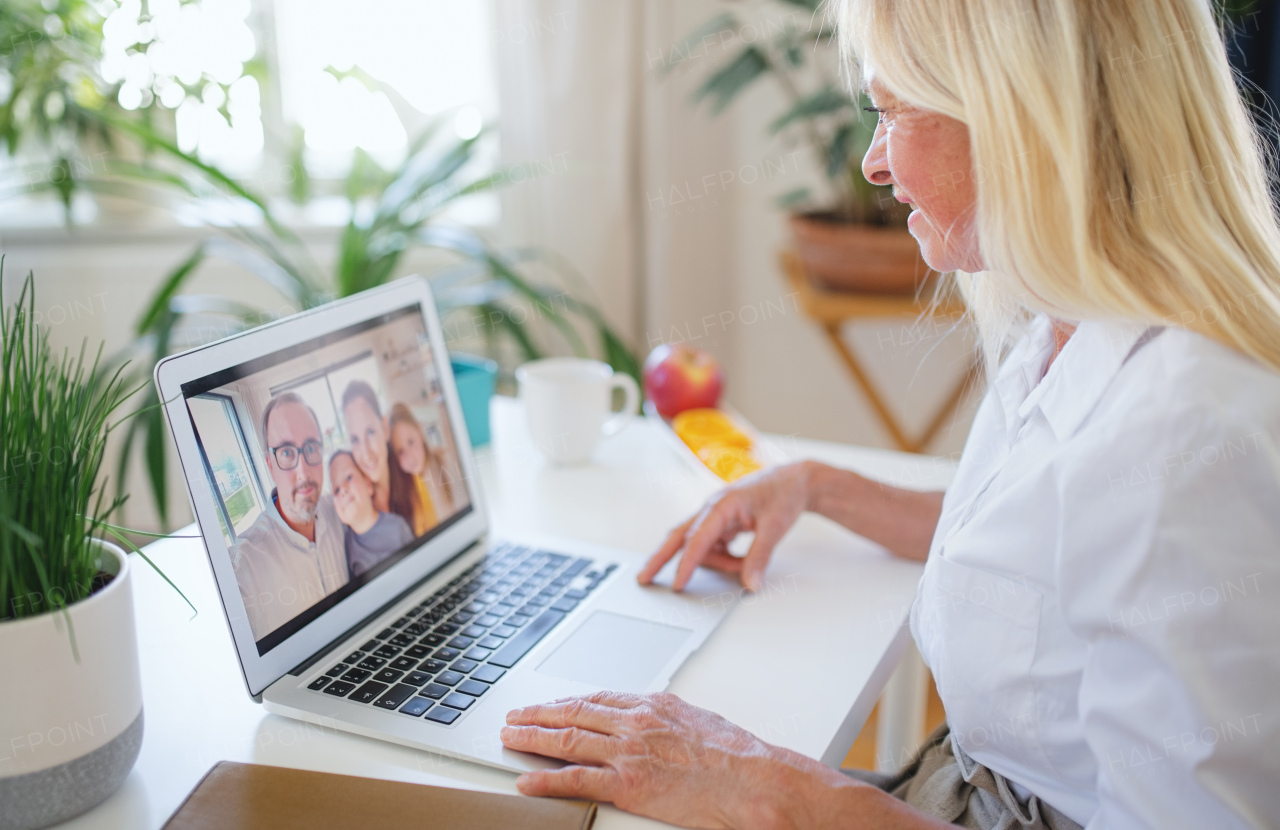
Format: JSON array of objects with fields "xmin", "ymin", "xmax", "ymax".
[
  {"xmin": 665, "ymin": 0, "xmax": 904, "ymax": 225},
  {"xmin": 91, "ymin": 113, "xmax": 639, "ymax": 527},
  {"xmin": 0, "ymin": 0, "xmax": 120, "ymax": 212}
]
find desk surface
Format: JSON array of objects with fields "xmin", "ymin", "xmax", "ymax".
[{"xmin": 66, "ymin": 397, "xmax": 955, "ymax": 829}]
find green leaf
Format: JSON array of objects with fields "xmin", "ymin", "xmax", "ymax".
[
  {"xmin": 655, "ymin": 12, "xmax": 740, "ymax": 78},
  {"xmin": 768, "ymin": 87, "xmax": 852, "ymax": 134},
  {"xmin": 826, "ymin": 122, "xmax": 855, "ymax": 181},
  {"xmin": 692, "ymin": 46, "xmax": 770, "ymax": 115},
  {"xmin": 136, "ymin": 245, "xmax": 206, "ymax": 336},
  {"xmin": 103, "ymin": 526, "xmax": 196, "ymax": 618},
  {"xmin": 142, "ymin": 388, "xmax": 168, "ymax": 527},
  {"xmin": 775, "ymin": 186, "xmax": 813, "ymax": 210}
]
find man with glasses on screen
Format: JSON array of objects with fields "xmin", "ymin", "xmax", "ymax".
[{"xmin": 232, "ymin": 392, "xmax": 349, "ymax": 639}]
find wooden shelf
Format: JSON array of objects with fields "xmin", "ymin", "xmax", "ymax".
[{"xmin": 781, "ymin": 250, "xmax": 980, "ymax": 454}]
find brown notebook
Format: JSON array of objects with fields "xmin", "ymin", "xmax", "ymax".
[{"xmin": 163, "ymin": 761, "xmax": 597, "ymax": 830}]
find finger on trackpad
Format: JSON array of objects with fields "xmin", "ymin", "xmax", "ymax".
[{"xmin": 535, "ymin": 611, "xmax": 692, "ymax": 690}]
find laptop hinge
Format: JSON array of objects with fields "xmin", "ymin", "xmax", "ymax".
[{"xmin": 286, "ymin": 538, "xmax": 484, "ymax": 677}]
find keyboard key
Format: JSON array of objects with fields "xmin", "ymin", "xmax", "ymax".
[
  {"xmin": 563, "ymin": 557, "xmax": 592, "ymax": 578},
  {"xmin": 390, "ymin": 656, "xmax": 418, "ymax": 671},
  {"xmin": 457, "ymin": 680, "xmax": 489, "ymax": 697},
  {"xmin": 357, "ymin": 656, "xmax": 386, "ymax": 671},
  {"xmin": 373, "ymin": 645, "xmax": 401, "ymax": 659},
  {"xmin": 436, "ymin": 623, "xmax": 460, "ymax": 636},
  {"xmin": 389, "ymin": 634, "xmax": 414, "ymax": 648},
  {"xmin": 390, "ymin": 616, "xmax": 410, "ymax": 628},
  {"xmin": 350, "ymin": 681, "xmax": 389, "ymax": 704},
  {"xmin": 477, "ymin": 635, "xmax": 504, "ymax": 649},
  {"xmin": 419, "ymin": 659, "xmax": 448, "ymax": 673},
  {"xmin": 323, "ymin": 680, "xmax": 355, "ymax": 697},
  {"xmin": 463, "ymin": 601, "xmax": 486, "ymax": 614},
  {"xmin": 361, "ymin": 639, "xmax": 381, "ymax": 652},
  {"xmin": 405, "ymin": 622, "xmax": 429, "ymax": 636},
  {"xmin": 400, "ymin": 697, "xmax": 433, "ymax": 717},
  {"xmin": 422, "ymin": 633, "xmax": 447, "ymax": 647},
  {"xmin": 419, "ymin": 683, "xmax": 450, "ymax": 700},
  {"xmin": 550, "ymin": 597, "xmax": 578, "ymax": 613},
  {"xmin": 447, "ymin": 636, "xmax": 475, "ymax": 650},
  {"xmin": 461, "ymin": 625, "xmax": 486, "ymax": 638},
  {"xmin": 505, "ymin": 614, "xmax": 532, "ymax": 629},
  {"xmin": 451, "ymin": 659, "xmax": 479, "ymax": 674},
  {"xmin": 325, "ymin": 664, "xmax": 349, "ymax": 678},
  {"xmin": 491, "ymin": 625, "xmax": 516, "ymax": 639},
  {"xmin": 519, "ymin": 604, "xmax": 543, "ymax": 617},
  {"xmin": 426, "ymin": 706, "xmax": 461, "ymax": 725},
  {"xmin": 433, "ymin": 647, "xmax": 462, "ymax": 662},
  {"xmin": 471, "ymin": 665, "xmax": 506, "ymax": 684},
  {"xmin": 435, "ymin": 670, "xmax": 465, "ymax": 686},
  {"xmin": 406, "ymin": 645, "xmax": 432, "ymax": 659},
  {"xmin": 489, "ymin": 609, "xmax": 567, "ymax": 669},
  {"xmin": 376, "ymin": 629, "xmax": 394, "ymax": 640},
  {"xmin": 307, "ymin": 676, "xmax": 331, "ymax": 691},
  {"xmin": 493, "ymin": 602, "xmax": 518, "ymax": 616},
  {"xmin": 343, "ymin": 651, "xmax": 365, "ymax": 664},
  {"xmin": 475, "ymin": 614, "xmax": 501, "ymax": 627},
  {"xmin": 442, "ymin": 692, "xmax": 475, "ymax": 711},
  {"xmin": 374, "ymin": 668, "xmax": 404, "ymax": 684},
  {"xmin": 404, "ymin": 671, "xmax": 432, "ymax": 686},
  {"xmin": 373, "ymin": 683, "xmax": 416, "ymax": 710},
  {"xmin": 526, "ymin": 595, "xmax": 551, "ymax": 607},
  {"xmin": 341, "ymin": 668, "xmax": 372, "ymax": 684},
  {"xmin": 463, "ymin": 647, "xmax": 493, "ymax": 661}
]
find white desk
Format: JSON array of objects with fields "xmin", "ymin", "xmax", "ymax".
[{"xmin": 66, "ymin": 397, "xmax": 955, "ymax": 829}]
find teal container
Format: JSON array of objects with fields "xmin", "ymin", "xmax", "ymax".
[{"xmin": 450, "ymin": 353, "xmax": 498, "ymax": 446}]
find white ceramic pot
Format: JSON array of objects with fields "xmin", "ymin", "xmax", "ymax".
[{"xmin": 0, "ymin": 541, "xmax": 144, "ymax": 830}]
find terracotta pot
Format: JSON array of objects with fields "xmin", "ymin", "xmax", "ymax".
[
  {"xmin": 788, "ymin": 212, "xmax": 927, "ymax": 294},
  {"xmin": 0, "ymin": 541, "xmax": 143, "ymax": 829}
]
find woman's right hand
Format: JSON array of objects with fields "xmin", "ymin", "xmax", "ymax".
[{"xmin": 638, "ymin": 460, "xmax": 818, "ymax": 593}]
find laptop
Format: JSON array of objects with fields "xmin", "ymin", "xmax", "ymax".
[{"xmin": 155, "ymin": 275, "xmax": 737, "ymax": 772}]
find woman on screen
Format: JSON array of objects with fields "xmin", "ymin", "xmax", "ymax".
[
  {"xmin": 340, "ymin": 380, "xmax": 428, "ymax": 536},
  {"xmin": 389, "ymin": 402, "xmax": 463, "ymax": 527}
]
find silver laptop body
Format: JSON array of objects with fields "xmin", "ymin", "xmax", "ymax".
[{"xmin": 156, "ymin": 276, "xmax": 735, "ymax": 772}]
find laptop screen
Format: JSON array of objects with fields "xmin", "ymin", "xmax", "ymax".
[{"xmin": 179, "ymin": 303, "xmax": 473, "ymax": 655}]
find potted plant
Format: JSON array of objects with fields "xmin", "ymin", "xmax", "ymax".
[
  {"xmin": 0, "ymin": 272, "xmax": 176, "ymax": 829},
  {"xmin": 665, "ymin": 0, "xmax": 918, "ymax": 292}
]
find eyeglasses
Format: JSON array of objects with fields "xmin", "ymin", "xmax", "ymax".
[{"xmin": 270, "ymin": 439, "xmax": 323, "ymax": 470}]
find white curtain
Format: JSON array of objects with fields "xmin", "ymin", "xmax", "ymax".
[{"xmin": 491, "ymin": 0, "xmax": 738, "ymax": 355}]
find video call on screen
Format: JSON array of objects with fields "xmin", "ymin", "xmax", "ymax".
[{"xmin": 182, "ymin": 305, "xmax": 472, "ymax": 653}]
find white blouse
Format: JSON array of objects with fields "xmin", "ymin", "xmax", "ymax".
[{"xmin": 910, "ymin": 313, "xmax": 1280, "ymax": 829}]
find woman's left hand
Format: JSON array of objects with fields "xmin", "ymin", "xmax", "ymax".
[{"xmin": 500, "ymin": 691, "xmax": 796, "ymax": 829}]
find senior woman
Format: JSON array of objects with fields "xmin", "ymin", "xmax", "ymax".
[{"xmin": 499, "ymin": 0, "xmax": 1280, "ymax": 827}]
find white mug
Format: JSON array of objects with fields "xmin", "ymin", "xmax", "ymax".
[{"xmin": 516, "ymin": 358, "xmax": 640, "ymax": 465}]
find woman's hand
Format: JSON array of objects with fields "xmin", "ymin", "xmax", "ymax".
[
  {"xmin": 501, "ymin": 691, "xmax": 801, "ymax": 829},
  {"xmin": 638, "ymin": 461, "xmax": 818, "ymax": 592}
]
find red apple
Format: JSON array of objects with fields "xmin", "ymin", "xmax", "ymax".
[{"xmin": 643, "ymin": 344, "xmax": 723, "ymax": 419}]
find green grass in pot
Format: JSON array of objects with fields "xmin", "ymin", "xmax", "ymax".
[{"xmin": 0, "ymin": 268, "xmax": 189, "ymax": 654}]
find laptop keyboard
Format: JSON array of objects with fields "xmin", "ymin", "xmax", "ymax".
[{"xmin": 305, "ymin": 543, "xmax": 615, "ymax": 726}]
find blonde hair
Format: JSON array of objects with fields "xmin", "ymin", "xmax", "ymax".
[{"xmin": 836, "ymin": 0, "xmax": 1280, "ymax": 373}]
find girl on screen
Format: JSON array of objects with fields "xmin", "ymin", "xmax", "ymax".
[
  {"xmin": 340, "ymin": 380, "xmax": 428, "ymax": 536},
  {"xmin": 389, "ymin": 402, "xmax": 463, "ymax": 529}
]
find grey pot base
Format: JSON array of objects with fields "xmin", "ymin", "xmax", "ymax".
[{"xmin": 0, "ymin": 709, "xmax": 143, "ymax": 830}]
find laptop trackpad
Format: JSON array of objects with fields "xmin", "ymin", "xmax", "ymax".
[{"xmin": 536, "ymin": 611, "xmax": 693, "ymax": 691}]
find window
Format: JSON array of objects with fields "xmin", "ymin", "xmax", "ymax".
[
  {"xmin": 100, "ymin": 0, "xmax": 497, "ymax": 183},
  {"xmin": 188, "ymin": 393, "xmax": 266, "ymax": 546}
]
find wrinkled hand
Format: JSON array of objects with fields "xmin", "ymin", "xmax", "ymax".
[
  {"xmin": 639, "ymin": 461, "xmax": 814, "ymax": 592},
  {"xmin": 500, "ymin": 691, "xmax": 788, "ymax": 829}
]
